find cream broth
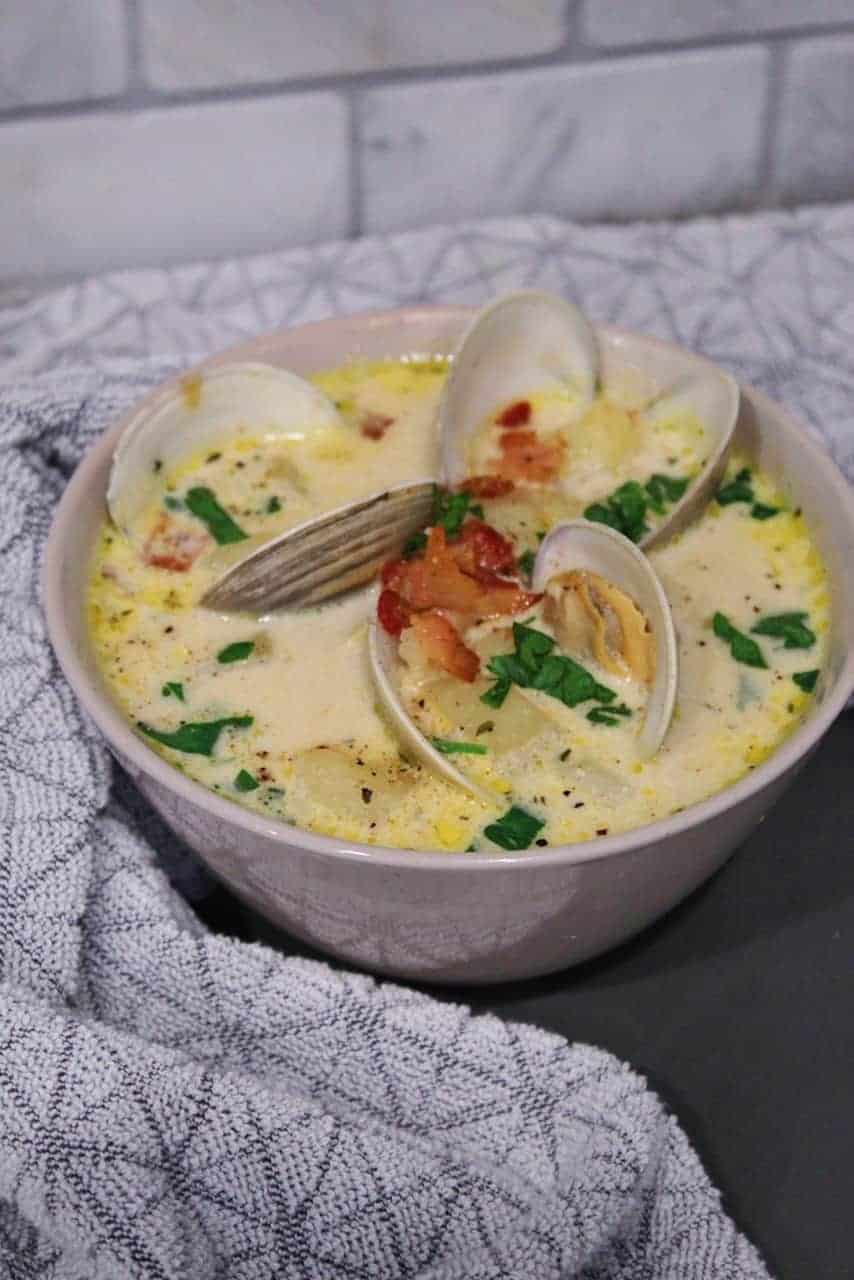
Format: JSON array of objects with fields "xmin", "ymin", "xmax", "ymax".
[{"xmin": 88, "ymin": 359, "xmax": 828, "ymax": 852}]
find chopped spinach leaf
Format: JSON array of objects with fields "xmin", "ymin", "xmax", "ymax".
[
  {"xmin": 517, "ymin": 549, "xmax": 536, "ymax": 578},
  {"xmin": 431, "ymin": 738, "xmax": 488, "ymax": 756},
  {"xmin": 184, "ymin": 486, "xmax": 247, "ymax": 545},
  {"xmin": 402, "ymin": 531, "xmax": 427, "ymax": 559},
  {"xmin": 483, "ymin": 805, "xmax": 545, "ymax": 851},
  {"xmin": 138, "ymin": 715, "xmax": 253, "ymax": 757},
  {"xmin": 751, "ymin": 502, "xmax": 780, "ymax": 521},
  {"xmin": 793, "ymin": 669, "xmax": 819, "ymax": 693},
  {"xmin": 716, "ymin": 468, "xmax": 754, "ymax": 506},
  {"xmin": 234, "ymin": 768, "xmax": 259, "ymax": 792},
  {"xmin": 217, "ymin": 640, "xmax": 255, "ymax": 664},
  {"xmin": 161, "ymin": 681, "xmax": 184, "ymax": 702},
  {"xmin": 265, "ymin": 495, "xmax": 282, "ymax": 514},
  {"xmin": 751, "ymin": 611, "xmax": 816, "ymax": 650},
  {"xmin": 712, "ymin": 612, "xmax": 768, "ymax": 669}
]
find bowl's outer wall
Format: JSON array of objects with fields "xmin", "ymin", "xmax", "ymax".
[{"xmin": 45, "ymin": 308, "xmax": 854, "ymax": 983}]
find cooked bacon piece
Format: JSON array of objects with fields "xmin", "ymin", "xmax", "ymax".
[
  {"xmin": 360, "ymin": 411, "xmax": 395, "ymax": 440},
  {"xmin": 461, "ymin": 475, "xmax": 516, "ymax": 499},
  {"xmin": 451, "ymin": 519, "xmax": 516, "ymax": 578},
  {"xmin": 496, "ymin": 399, "xmax": 531, "ymax": 428},
  {"xmin": 411, "ymin": 611, "xmax": 480, "ymax": 683},
  {"xmin": 142, "ymin": 514, "xmax": 208, "ymax": 571},
  {"xmin": 377, "ymin": 589, "xmax": 411, "ymax": 637},
  {"xmin": 494, "ymin": 430, "xmax": 565, "ymax": 484},
  {"xmin": 392, "ymin": 527, "xmax": 539, "ymax": 620},
  {"xmin": 381, "ymin": 558, "xmax": 407, "ymax": 591}
]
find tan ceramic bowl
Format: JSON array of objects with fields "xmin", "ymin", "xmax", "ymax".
[{"xmin": 43, "ymin": 308, "xmax": 854, "ymax": 983}]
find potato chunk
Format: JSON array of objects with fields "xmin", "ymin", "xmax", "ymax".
[{"xmin": 290, "ymin": 745, "xmax": 417, "ymax": 822}]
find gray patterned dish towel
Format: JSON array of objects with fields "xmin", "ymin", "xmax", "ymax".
[
  {"xmin": 2, "ymin": 361, "xmax": 799, "ymax": 1280},
  {"xmin": 7, "ymin": 197, "xmax": 854, "ymax": 1279}
]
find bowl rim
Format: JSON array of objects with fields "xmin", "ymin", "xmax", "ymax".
[{"xmin": 42, "ymin": 304, "xmax": 854, "ymax": 873}]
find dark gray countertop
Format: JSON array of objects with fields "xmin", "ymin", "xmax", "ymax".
[{"xmin": 199, "ymin": 710, "xmax": 854, "ymax": 1279}]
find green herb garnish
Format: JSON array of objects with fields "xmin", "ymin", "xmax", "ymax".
[
  {"xmin": 234, "ymin": 768, "xmax": 260, "ymax": 792},
  {"xmin": 184, "ymin": 486, "xmax": 247, "ymax": 545},
  {"xmin": 138, "ymin": 715, "xmax": 253, "ymax": 756},
  {"xmin": 793, "ymin": 669, "xmax": 819, "ymax": 693},
  {"xmin": 431, "ymin": 738, "xmax": 488, "ymax": 756},
  {"xmin": 517, "ymin": 549, "xmax": 536, "ymax": 578},
  {"xmin": 482, "ymin": 622, "xmax": 622, "ymax": 713},
  {"xmin": 217, "ymin": 641, "xmax": 255, "ymax": 664},
  {"xmin": 712, "ymin": 612, "xmax": 768, "ymax": 669},
  {"xmin": 484, "ymin": 805, "xmax": 545, "ymax": 851},
  {"xmin": 163, "ymin": 495, "xmax": 183, "ymax": 511},
  {"xmin": 161, "ymin": 681, "xmax": 184, "ymax": 702},
  {"xmin": 750, "ymin": 503, "xmax": 780, "ymax": 521},
  {"xmin": 645, "ymin": 473, "xmax": 689, "ymax": 513},
  {"xmin": 266, "ymin": 495, "xmax": 282, "ymax": 514},
  {"xmin": 402, "ymin": 531, "xmax": 427, "ymax": 559},
  {"xmin": 431, "ymin": 486, "xmax": 472, "ymax": 539},
  {"xmin": 716, "ymin": 468, "xmax": 754, "ymax": 506},
  {"xmin": 584, "ymin": 473, "xmax": 688, "ymax": 544},
  {"xmin": 751, "ymin": 612, "xmax": 816, "ymax": 650},
  {"xmin": 586, "ymin": 702, "xmax": 632, "ymax": 726}
]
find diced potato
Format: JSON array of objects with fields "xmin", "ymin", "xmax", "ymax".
[
  {"xmin": 290, "ymin": 745, "xmax": 417, "ymax": 822},
  {"xmin": 573, "ymin": 400, "xmax": 636, "ymax": 469},
  {"xmin": 428, "ymin": 678, "xmax": 551, "ymax": 755}
]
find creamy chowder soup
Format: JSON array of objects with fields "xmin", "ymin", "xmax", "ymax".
[{"xmin": 88, "ymin": 358, "xmax": 828, "ymax": 853}]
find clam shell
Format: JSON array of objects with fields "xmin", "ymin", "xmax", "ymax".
[
  {"xmin": 106, "ymin": 362, "xmax": 341, "ymax": 539},
  {"xmin": 368, "ymin": 614, "xmax": 493, "ymax": 805},
  {"xmin": 532, "ymin": 520, "xmax": 678, "ymax": 757},
  {"xmin": 439, "ymin": 290, "xmax": 599, "ymax": 486}
]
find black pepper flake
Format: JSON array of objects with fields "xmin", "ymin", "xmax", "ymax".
[
  {"xmin": 559, "ymin": 747, "xmax": 571, "ymax": 761},
  {"xmin": 535, "ymin": 838, "xmax": 548, "ymax": 847},
  {"xmin": 206, "ymin": 451, "xmax": 222, "ymax": 463},
  {"xmin": 236, "ymin": 461, "xmax": 245, "ymax": 469},
  {"xmin": 596, "ymin": 828, "xmax": 609, "ymax": 836},
  {"xmin": 361, "ymin": 787, "xmax": 373, "ymax": 804},
  {"xmin": 164, "ymin": 625, "xmax": 174, "ymax": 634},
  {"xmin": 562, "ymin": 789, "xmax": 572, "ymax": 797},
  {"xmin": 574, "ymin": 801, "xmax": 585, "ymax": 809},
  {"xmin": 153, "ymin": 459, "xmax": 162, "ymax": 473}
]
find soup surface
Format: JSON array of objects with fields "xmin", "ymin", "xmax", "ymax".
[{"xmin": 89, "ymin": 358, "xmax": 828, "ymax": 852}]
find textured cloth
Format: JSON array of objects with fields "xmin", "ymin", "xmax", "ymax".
[{"xmin": 2, "ymin": 206, "xmax": 854, "ymax": 1278}]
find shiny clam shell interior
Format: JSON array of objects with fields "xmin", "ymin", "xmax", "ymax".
[
  {"xmin": 439, "ymin": 290, "xmax": 600, "ymax": 486},
  {"xmin": 368, "ymin": 615, "xmax": 494, "ymax": 805},
  {"xmin": 533, "ymin": 520, "xmax": 678, "ymax": 758},
  {"xmin": 106, "ymin": 362, "xmax": 341, "ymax": 541}
]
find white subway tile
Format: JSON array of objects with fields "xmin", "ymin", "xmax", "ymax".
[
  {"xmin": 774, "ymin": 36, "xmax": 854, "ymax": 204},
  {"xmin": 360, "ymin": 50, "xmax": 768, "ymax": 233},
  {"xmin": 583, "ymin": 0, "xmax": 854, "ymax": 47},
  {"xmin": 0, "ymin": 95, "xmax": 349, "ymax": 280},
  {"xmin": 141, "ymin": 0, "xmax": 567, "ymax": 91},
  {"xmin": 0, "ymin": 0, "xmax": 127, "ymax": 109}
]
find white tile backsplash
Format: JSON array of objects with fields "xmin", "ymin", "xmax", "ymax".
[
  {"xmin": 141, "ymin": 0, "xmax": 568, "ymax": 91},
  {"xmin": 360, "ymin": 49, "xmax": 768, "ymax": 233},
  {"xmin": 0, "ymin": 2, "xmax": 853, "ymax": 282},
  {"xmin": 583, "ymin": 0, "xmax": 854, "ymax": 46},
  {"xmin": 0, "ymin": 95, "xmax": 349, "ymax": 280},
  {"xmin": 774, "ymin": 36, "xmax": 854, "ymax": 205},
  {"xmin": 0, "ymin": 0, "xmax": 127, "ymax": 109}
]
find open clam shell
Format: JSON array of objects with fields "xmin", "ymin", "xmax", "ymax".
[
  {"xmin": 533, "ymin": 520, "xmax": 678, "ymax": 758},
  {"xmin": 439, "ymin": 290, "xmax": 599, "ymax": 486},
  {"xmin": 636, "ymin": 369, "xmax": 740, "ymax": 551},
  {"xmin": 106, "ymin": 362, "xmax": 341, "ymax": 540},
  {"xmin": 368, "ymin": 614, "xmax": 493, "ymax": 805}
]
